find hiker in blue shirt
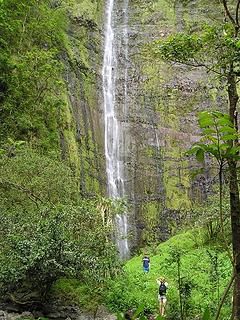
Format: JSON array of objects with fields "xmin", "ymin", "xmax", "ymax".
[{"xmin": 142, "ymin": 255, "xmax": 150, "ymax": 272}]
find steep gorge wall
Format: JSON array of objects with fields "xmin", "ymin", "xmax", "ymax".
[
  {"xmin": 109, "ymin": 0, "xmax": 226, "ymax": 246},
  {"xmin": 0, "ymin": 0, "xmax": 225, "ymax": 245},
  {"xmin": 0, "ymin": 0, "xmax": 107, "ymax": 197},
  {"xmin": 62, "ymin": 0, "xmax": 225, "ymax": 246},
  {"xmin": 59, "ymin": 0, "xmax": 106, "ymax": 196}
]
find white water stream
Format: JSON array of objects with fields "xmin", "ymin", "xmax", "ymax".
[{"xmin": 102, "ymin": 0, "xmax": 130, "ymax": 259}]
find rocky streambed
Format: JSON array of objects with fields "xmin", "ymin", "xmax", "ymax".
[{"xmin": 0, "ymin": 304, "xmax": 116, "ymax": 320}]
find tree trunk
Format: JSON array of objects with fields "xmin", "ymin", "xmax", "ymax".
[
  {"xmin": 229, "ymin": 158, "xmax": 240, "ymax": 320},
  {"xmin": 227, "ymin": 70, "xmax": 240, "ymax": 320}
]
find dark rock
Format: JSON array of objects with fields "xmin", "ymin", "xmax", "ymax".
[
  {"xmin": 95, "ymin": 305, "xmax": 116, "ymax": 320},
  {"xmin": 20, "ymin": 312, "xmax": 33, "ymax": 318},
  {"xmin": 32, "ymin": 311, "xmax": 44, "ymax": 318},
  {"xmin": 0, "ymin": 311, "xmax": 7, "ymax": 320}
]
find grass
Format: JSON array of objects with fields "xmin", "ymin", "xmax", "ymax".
[
  {"xmin": 105, "ymin": 228, "xmax": 232, "ymax": 319},
  {"xmin": 50, "ymin": 228, "xmax": 232, "ymax": 319}
]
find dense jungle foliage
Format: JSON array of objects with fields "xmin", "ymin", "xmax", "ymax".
[
  {"xmin": 0, "ymin": 0, "xmax": 67, "ymax": 151},
  {"xmin": 0, "ymin": 0, "xmax": 121, "ymax": 309},
  {"xmin": 0, "ymin": 0, "xmax": 240, "ymax": 320}
]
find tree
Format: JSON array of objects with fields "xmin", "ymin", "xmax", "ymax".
[
  {"xmin": 186, "ymin": 111, "xmax": 240, "ymax": 319},
  {"xmin": 186, "ymin": 111, "xmax": 239, "ymax": 254},
  {"xmin": 0, "ymin": 0, "xmax": 69, "ymax": 150},
  {"xmin": 0, "ymin": 148, "xmax": 121, "ymax": 304},
  {"xmin": 153, "ymin": 1, "xmax": 240, "ymax": 318}
]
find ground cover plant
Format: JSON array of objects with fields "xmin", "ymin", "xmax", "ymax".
[{"xmin": 104, "ymin": 229, "xmax": 232, "ymax": 320}]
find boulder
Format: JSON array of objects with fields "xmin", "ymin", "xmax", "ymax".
[
  {"xmin": 95, "ymin": 305, "xmax": 116, "ymax": 320},
  {"xmin": 0, "ymin": 311, "xmax": 7, "ymax": 320}
]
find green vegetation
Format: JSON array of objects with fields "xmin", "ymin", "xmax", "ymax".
[
  {"xmin": 0, "ymin": 146, "xmax": 121, "ymax": 305},
  {"xmin": 153, "ymin": 0, "xmax": 240, "ymax": 317},
  {"xmin": 0, "ymin": 0, "xmax": 240, "ymax": 319},
  {"xmin": 0, "ymin": 0, "xmax": 120, "ymax": 310},
  {"xmin": 0, "ymin": 0, "xmax": 104, "ymax": 190},
  {"xmin": 104, "ymin": 229, "xmax": 232, "ymax": 319},
  {"xmin": 0, "ymin": 0, "xmax": 68, "ymax": 152}
]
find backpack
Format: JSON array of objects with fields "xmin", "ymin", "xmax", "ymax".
[
  {"xmin": 159, "ymin": 282, "xmax": 166, "ymax": 295},
  {"xmin": 143, "ymin": 257, "xmax": 150, "ymax": 268}
]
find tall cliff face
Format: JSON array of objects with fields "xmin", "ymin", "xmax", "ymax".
[
  {"xmin": 60, "ymin": 0, "xmax": 106, "ymax": 197},
  {"xmin": 4, "ymin": 0, "xmax": 211, "ymax": 249},
  {"xmin": 0, "ymin": 0, "xmax": 107, "ymax": 197},
  {"xmin": 7, "ymin": 0, "xmax": 223, "ymax": 248},
  {"xmin": 61, "ymin": 0, "xmax": 225, "ymax": 246},
  {"xmin": 0, "ymin": 0, "xmax": 223, "ymax": 248},
  {"xmin": 99, "ymin": 0, "xmax": 226, "ymax": 247}
]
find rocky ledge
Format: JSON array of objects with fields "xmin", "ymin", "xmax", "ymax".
[{"xmin": 0, "ymin": 304, "xmax": 116, "ymax": 320}]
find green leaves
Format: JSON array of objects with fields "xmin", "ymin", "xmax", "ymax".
[
  {"xmin": 202, "ymin": 307, "xmax": 211, "ymax": 320},
  {"xmin": 132, "ymin": 305, "xmax": 145, "ymax": 319},
  {"xmin": 196, "ymin": 148, "xmax": 205, "ymax": 162},
  {"xmin": 199, "ymin": 112, "xmax": 215, "ymax": 128},
  {"xmin": 117, "ymin": 312, "xmax": 125, "ymax": 319},
  {"xmin": 154, "ymin": 33, "xmax": 202, "ymax": 63},
  {"xmin": 0, "ymin": 148, "xmax": 121, "ymax": 300},
  {"xmin": 153, "ymin": 18, "xmax": 240, "ymax": 76},
  {"xmin": 185, "ymin": 143, "xmax": 207, "ymax": 162},
  {"xmin": 186, "ymin": 111, "xmax": 239, "ymax": 163}
]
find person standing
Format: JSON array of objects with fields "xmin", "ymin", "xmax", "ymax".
[
  {"xmin": 142, "ymin": 254, "xmax": 150, "ymax": 273},
  {"xmin": 157, "ymin": 277, "xmax": 168, "ymax": 316}
]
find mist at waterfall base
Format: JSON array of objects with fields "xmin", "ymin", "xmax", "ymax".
[{"xmin": 102, "ymin": 0, "xmax": 130, "ymax": 260}]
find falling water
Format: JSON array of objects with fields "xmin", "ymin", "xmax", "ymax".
[
  {"xmin": 123, "ymin": 0, "xmax": 129, "ymax": 114},
  {"xmin": 102, "ymin": 0, "xmax": 130, "ymax": 259},
  {"xmin": 155, "ymin": 129, "xmax": 160, "ymax": 151}
]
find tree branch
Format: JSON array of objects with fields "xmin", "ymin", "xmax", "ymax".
[
  {"xmin": 170, "ymin": 59, "xmax": 224, "ymax": 76},
  {"xmin": 222, "ymin": 0, "xmax": 236, "ymax": 26},
  {"xmin": 10, "ymin": 293, "xmax": 41, "ymax": 306},
  {"xmin": 0, "ymin": 179, "xmax": 44, "ymax": 208},
  {"xmin": 215, "ymin": 271, "xmax": 235, "ymax": 320},
  {"xmin": 236, "ymin": 0, "xmax": 240, "ymax": 28},
  {"xmin": 18, "ymin": 7, "xmax": 30, "ymax": 54}
]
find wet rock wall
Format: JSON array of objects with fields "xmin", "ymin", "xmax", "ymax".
[
  {"xmin": 62, "ymin": 0, "xmax": 227, "ymax": 247},
  {"xmin": 110, "ymin": 0, "xmax": 227, "ymax": 246},
  {"xmin": 60, "ymin": 0, "xmax": 106, "ymax": 196}
]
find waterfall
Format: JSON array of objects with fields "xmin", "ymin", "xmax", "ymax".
[
  {"xmin": 102, "ymin": 0, "xmax": 130, "ymax": 259},
  {"xmin": 123, "ymin": 0, "xmax": 129, "ymax": 115}
]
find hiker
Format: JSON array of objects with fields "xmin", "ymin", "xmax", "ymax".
[
  {"xmin": 157, "ymin": 277, "xmax": 168, "ymax": 316},
  {"xmin": 142, "ymin": 254, "xmax": 150, "ymax": 272}
]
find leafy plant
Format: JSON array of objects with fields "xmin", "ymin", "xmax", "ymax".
[
  {"xmin": 154, "ymin": 1, "xmax": 240, "ymax": 314},
  {"xmin": 0, "ymin": 149, "xmax": 122, "ymax": 304},
  {"xmin": 186, "ymin": 111, "xmax": 239, "ymax": 254},
  {"xmin": 186, "ymin": 111, "xmax": 240, "ymax": 164}
]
